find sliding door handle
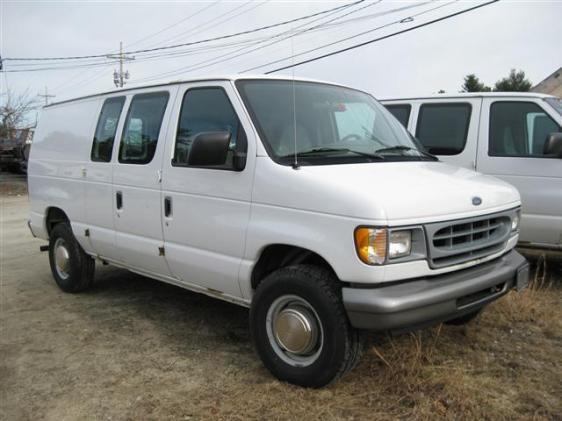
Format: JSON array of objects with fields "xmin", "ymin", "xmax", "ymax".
[
  {"xmin": 116, "ymin": 191, "xmax": 123, "ymax": 210},
  {"xmin": 164, "ymin": 196, "xmax": 172, "ymax": 218}
]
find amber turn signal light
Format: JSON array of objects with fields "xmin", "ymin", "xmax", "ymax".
[{"xmin": 354, "ymin": 227, "xmax": 387, "ymax": 265}]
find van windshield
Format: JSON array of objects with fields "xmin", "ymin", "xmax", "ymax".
[{"xmin": 236, "ymin": 80, "xmax": 430, "ymax": 165}]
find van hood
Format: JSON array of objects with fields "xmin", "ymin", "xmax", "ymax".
[{"xmin": 253, "ymin": 159, "xmax": 520, "ymax": 224}]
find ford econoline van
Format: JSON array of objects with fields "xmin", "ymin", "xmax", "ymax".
[
  {"xmin": 381, "ymin": 93, "xmax": 562, "ymax": 252},
  {"xmin": 28, "ymin": 76, "xmax": 529, "ymax": 387}
]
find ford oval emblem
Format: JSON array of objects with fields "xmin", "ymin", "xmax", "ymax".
[{"xmin": 472, "ymin": 196, "xmax": 482, "ymax": 206}]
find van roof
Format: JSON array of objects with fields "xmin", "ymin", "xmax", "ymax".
[
  {"xmin": 380, "ymin": 92, "xmax": 557, "ymax": 102},
  {"xmin": 45, "ymin": 74, "xmax": 349, "ymax": 108}
]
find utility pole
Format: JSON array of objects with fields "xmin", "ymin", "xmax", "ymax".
[
  {"xmin": 106, "ymin": 41, "xmax": 135, "ymax": 88},
  {"xmin": 38, "ymin": 86, "xmax": 55, "ymax": 106}
]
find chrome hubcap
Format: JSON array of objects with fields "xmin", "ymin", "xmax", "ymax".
[
  {"xmin": 266, "ymin": 295, "xmax": 323, "ymax": 367},
  {"xmin": 274, "ymin": 306, "xmax": 318, "ymax": 354},
  {"xmin": 54, "ymin": 238, "xmax": 70, "ymax": 280}
]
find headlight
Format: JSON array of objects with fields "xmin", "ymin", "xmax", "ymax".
[
  {"xmin": 354, "ymin": 228, "xmax": 413, "ymax": 265},
  {"xmin": 389, "ymin": 230, "xmax": 412, "ymax": 259},
  {"xmin": 354, "ymin": 227, "xmax": 387, "ymax": 265},
  {"xmin": 511, "ymin": 209, "xmax": 521, "ymax": 231}
]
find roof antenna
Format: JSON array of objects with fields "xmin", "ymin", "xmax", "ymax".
[{"xmin": 290, "ymin": 30, "xmax": 299, "ymax": 170}]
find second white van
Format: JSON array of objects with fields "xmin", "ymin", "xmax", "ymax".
[{"xmin": 382, "ymin": 93, "xmax": 562, "ymax": 251}]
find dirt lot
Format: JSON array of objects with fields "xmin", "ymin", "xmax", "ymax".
[{"xmin": 1, "ymin": 177, "xmax": 561, "ymax": 420}]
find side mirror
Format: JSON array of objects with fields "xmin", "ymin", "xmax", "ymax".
[
  {"xmin": 188, "ymin": 131, "xmax": 230, "ymax": 167},
  {"xmin": 543, "ymin": 132, "xmax": 562, "ymax": 158}
]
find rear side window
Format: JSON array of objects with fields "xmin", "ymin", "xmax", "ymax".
[
  {"xmin": 384, "ymin": 104, "xmax": 411, "ymax": 128},
  {"xmin": 416, "ymin": 103, "xmax": 472, "ymax": 155},
  {"xmin": 489, "ymin": 101, "xmax": 561, "ymax": 157},
  {"xmin": 91, "ymin": 97, "xmax": 125, "ymax": 162},
  {"xmin": 119, "ymin": 92, "xmax": 169, "ymax": 164},
  {"xmin": 173, "ymin": 87, "xmax": 246, "ymax": 169}
]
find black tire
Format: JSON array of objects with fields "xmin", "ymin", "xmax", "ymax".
[
  {"xmin": 250, "ymin": 264, "xmax": 362, "ymax": 388},
  {"xmin": 445, "ymin": 308, "xmax": 482, "ymax": 326},
  {"xmin": 48, "ymin": 223, "xmax": 95, "ymax": 293}
]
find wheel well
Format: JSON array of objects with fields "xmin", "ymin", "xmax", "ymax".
[
  {"xmin": 251, "ymin": 244, "xmax": 336, "ymax": 290},
  {"xmin": 46, "ymin": 207, "xmax": 69, "ymax": 236}
]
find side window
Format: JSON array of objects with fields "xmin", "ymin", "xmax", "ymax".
[
  {"xmin": 173, "ymin": 87, "xmax": 246, "ymax": 169},
  {"xmin": 384, "ymin": 104, "xmax": 411, "ymax": 128},
  {"xmin": 91, "ymin": 97, "xmax": 125, "ymax": 162},
  {"xmin": 416, "ymin": 103, "xmax": 472, "ymax": 155},
  {"xmin": 489, "ymin": 101, "xmax": 561, "ymax": 157},
  {"xmin": 119, "ymin": 92, "xmax": 169, "ymax": 164}
]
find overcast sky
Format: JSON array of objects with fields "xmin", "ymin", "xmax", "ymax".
[{"xmin": 1, "ymin": 0, "xmax": 561, "ymax": 111}]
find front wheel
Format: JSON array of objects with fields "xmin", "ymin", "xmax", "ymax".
[{"xmin": 250, "ymin": 265, "xmax": 362, "ymax": 388}]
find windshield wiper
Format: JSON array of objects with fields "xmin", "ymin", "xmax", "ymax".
[
  {"xmin": 280, "ymin": 147, "xmax": 384, "ymax": 159},
  {"xmin": 374, "ymin": 145, "xmax": 438, "ymax": 160}
]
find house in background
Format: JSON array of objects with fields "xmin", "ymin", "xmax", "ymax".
[{"xmin": 532, "ymin": 67, "xmax": 562, "ymax": 96}]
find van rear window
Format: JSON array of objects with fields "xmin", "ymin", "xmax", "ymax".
[
  {"xmin": 119, "ymin": 92, "xmax": 169, "ymax": 165},
  {"xmin": 91, "ymin": 97, "xmax": 125, "ymax": 162},
  {"xmin": 416, "ymin": 103, "xmax": 471, "ymax": 155},
  {"xmin": 384, "ymin": 104, "xmax": 411, "ymax": 128}
]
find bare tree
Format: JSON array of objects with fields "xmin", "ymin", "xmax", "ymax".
[{"xmin": 0, "ymin": 88, "xmax": 39, "ymax": 139}]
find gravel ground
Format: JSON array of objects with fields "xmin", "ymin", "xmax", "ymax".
[{"xmin": 1, "ymin": 185, "xmax": 561, "ymax": 420}]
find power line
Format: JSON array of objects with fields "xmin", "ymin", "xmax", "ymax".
[
  {"xmin": 265, "ymin": 0, "xmax": 500, "ymax": 74},
  {"xmin": 0, "ymin": 33, "xmax": 280, "ymax": 74},
  {"xmin": 243, "ymin": 0, "xmax": 454, "ymax": 73},
  {"xmin": 3, "ymin": 2, "xmax": 422, "ymax": 71},
  {"xmin": 2, "ymin": 0, "xmax": 362, "ymax": 63},
  {"xmin": 141, "ymin": 0, "xmax": 266, "ymax": 50},
  {"xmin": 129, "ymin": 0, "xmax": 375, "ymax": 84},
  {"xmin": 124, "ymin": 0, "xmax": 221, "ymax": 49},
  {"xmin": 130, "ymin": 0, "xmax": 442, "ymax": 84}
]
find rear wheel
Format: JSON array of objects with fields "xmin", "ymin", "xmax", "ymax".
[
  {"xmin": 250, "ymin": 265, "xmax": 362, "ymax": 388},
  {"xmin": 48, "ymin": 223, "xmax": 95, "ymax": 292}
]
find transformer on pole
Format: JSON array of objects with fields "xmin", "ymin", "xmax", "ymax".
[{"xmin": 106, "ymin": 42, "xmax": 135, "ymax": 88}]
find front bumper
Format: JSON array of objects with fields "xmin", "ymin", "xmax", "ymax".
[{"xmin": 342, "ymin": 250, "xmax": 529, "ymax": 331}]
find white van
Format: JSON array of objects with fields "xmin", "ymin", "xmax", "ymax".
[
  {"xmin": 28, "ymin": 76, "xmax": 529, "ymax": 387},
  {"xmin": 381, "ymin": 93, "xmax": 562, "ymax": 251}
]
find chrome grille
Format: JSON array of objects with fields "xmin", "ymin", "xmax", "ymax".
[{"xmin": 425, "ymin": 211, "xmax": 513, "ymax": 268}]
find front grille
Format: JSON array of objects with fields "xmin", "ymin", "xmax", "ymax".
[{"xmin": 425, "ymin": 211, "xmax": 513, "ymax": 268}]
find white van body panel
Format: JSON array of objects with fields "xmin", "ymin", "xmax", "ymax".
[
  {"xmin": 28, "ymin": 97, "xmax": 101, "ymax": 245},
  {"xmin": 29, "ymin": 76, "xmax": 523, "ymax": 308},
  {"xmin": 381, "ymin": 93, "xmax": 562, "ymax": 250}
]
